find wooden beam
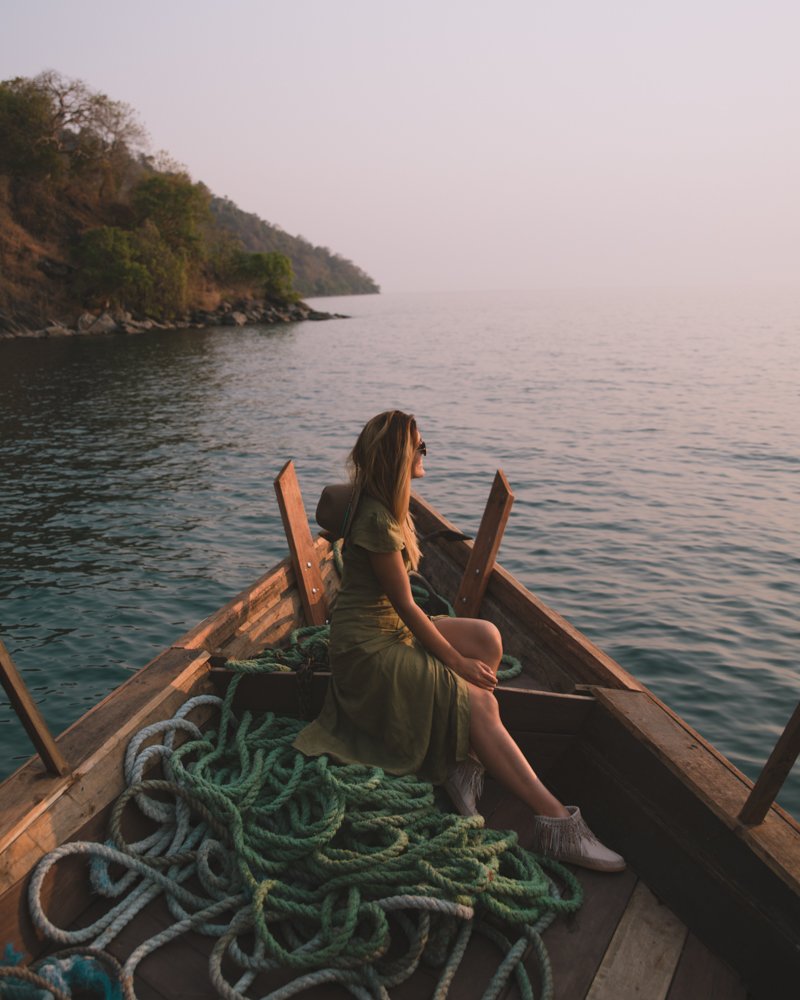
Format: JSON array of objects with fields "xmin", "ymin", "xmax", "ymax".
[
  {"xmin": 586, "ymin": 882, "xmax": 687, "ymax": 1000},
  {"xmin": 273, "ymin": 460, "xmax": 328, "ymax": 626},
  {"xmin": 0, "ymin": 638, "xmax": 69, "ymax": 777},
  {"xmin": 739, "ymin": 700, "xmax": 800, "ymax": 827},
  {"xmin": 454, "ymin": 469, "xmax": 514, "ymax": 617}
]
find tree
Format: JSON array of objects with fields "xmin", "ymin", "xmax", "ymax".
[
  {"xmin": 131, "ymin": 173, "xmax": 210, "ymax": 258},
  {"xmin": 76, "ymin": 227, "xmax": 151, "ymax": 308},
  {"xmin": 130, "ymin": 220, "xmax": 187, "ymax": 317},
  {"xmin": 261, "ymin": 252, "xmax": 296, "ymax": 304},
  {"xmin": 76, "ymin": 221, "xmax": 188, "ymax": 318},
  {"xmin": 29, "ymin": 70, "xmax": 147, "ymax": 163},
  {"xmin": 0, "ymin": 71, "xmax": 147, "ymax": 189},
  {"xmin": 0, "ymin": 80, "xmax": 62, "ymax": 178},
  {"xmin": 228, "ymin": 250, "xmax": 297, "ymax": 304}
]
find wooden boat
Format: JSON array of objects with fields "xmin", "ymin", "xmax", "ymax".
[{"xmin": 1, "ymin": 462, "xmax": 798, "ymax": 999}]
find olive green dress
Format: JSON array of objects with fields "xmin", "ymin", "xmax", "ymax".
[{"xmin": 293, "ymin": 495, "xmax": 470, "ymax": 784}]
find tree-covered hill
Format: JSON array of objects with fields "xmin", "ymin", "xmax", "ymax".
[
  {"xmin": 210, "ymin": 198, "xmax": 378, "ymax": 297},
  {"xmin": 0, "ymin": 71, "xmax": 379, "ymax": 332}
]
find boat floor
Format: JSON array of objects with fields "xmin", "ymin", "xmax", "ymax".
[{"xmin": 70, "ymin": 778, "xmax": 747, "ymax": 1000}]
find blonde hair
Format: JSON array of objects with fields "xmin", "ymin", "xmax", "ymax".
[{"xmin": 349, "ymin": 410, "xmax": 421, "ymax": 569}]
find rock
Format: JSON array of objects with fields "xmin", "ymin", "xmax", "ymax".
[
  {"xmin": 76, "ymin": 312, "xmax": 97, "ymax": 332},
  {"xmin": 222, "ymin": 311, "xmax": 248, "ymax": 326},
  {"xmin": 37, "ymin": 257, "xmax": 74, "ymax": 279},
  {"xmin": 43, "ymin": 324, "xmax": 72, "ymax": 337},
  {"xmin": 87, "ymin": 312, "xmax": 120, "ymax": 335},
  {"xmin": 0, "ymin": 308, "xmax": 41, "ymax": 334}
]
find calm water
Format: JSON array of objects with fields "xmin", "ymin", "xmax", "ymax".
[{"xmin": 1, "ymin": 287, "xmax": 798, "ymax": 816}]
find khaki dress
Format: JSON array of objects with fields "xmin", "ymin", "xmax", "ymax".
[{"xmin": 293, "ymin": 495, "xmax": 470, "ymax": 784}]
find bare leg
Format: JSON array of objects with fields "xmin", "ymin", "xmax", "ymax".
[
  {"xmin": 468, "ymin": 686, "xmax": 568, "ymax": 818},
  {"xmin": 434, "ymin": 618, "xmax": 568, "ymax": 818},
  {"xmin": 433, "ymin": 617, "xmax": 502, "ymax": 673}
]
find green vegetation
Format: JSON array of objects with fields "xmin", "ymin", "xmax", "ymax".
[
  {"xmin": 210, "ymin": 197, "xmax": 379, "ymax": 297},
  {"xmin": 0, "ymin": 71, "xmax": 378, "ymax": 327}
]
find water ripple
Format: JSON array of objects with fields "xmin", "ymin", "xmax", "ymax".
[{"xmin": 1, "ymin": 289, "xmax": 799, "ymax": 817}]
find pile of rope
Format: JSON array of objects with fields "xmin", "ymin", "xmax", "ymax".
[
  {"xmin": 22, "ymin": 663, "xmax": 582, "ymax": 999},
  {"xmin": 0, "ymin": 944, "xmax": 123, "ymax": 1000}
]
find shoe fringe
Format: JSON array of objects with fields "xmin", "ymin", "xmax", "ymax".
[
  {"xmin": 446, "ymin": 756, "xmax": 485, "ymax": 816},
  {"xmin": 534, "ymin": 806, "xmax": 599, "ymax": 859},
  {"xmin": 461, "ymin": 756, "xmax": 485, "ymax": 804}
]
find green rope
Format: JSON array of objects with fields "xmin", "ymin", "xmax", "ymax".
[{"xmin": 26, "ymin": 672, "xmax": 582, "ymax": 998}]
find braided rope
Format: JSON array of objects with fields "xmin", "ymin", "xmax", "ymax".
[
  {"xmin": 0, "ymin": 946, "xmax": 124, "ymax": 1000},
  {"xmin": 0, "ymin": 966, "xmax": 72, "ymax": 1000},
  {"xmin": 21, "ymin": 667, "xmax": 581, "ymax": 997}
]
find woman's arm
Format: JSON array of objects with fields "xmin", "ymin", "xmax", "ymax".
[{"xmin": 368, "ymin": 548, "xmax": 497, "ymax": 690}]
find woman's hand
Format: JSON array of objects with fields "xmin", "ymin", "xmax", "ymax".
[{"xmin": 452, "ymin": 655, "xmax": 497, "ymax": 691}]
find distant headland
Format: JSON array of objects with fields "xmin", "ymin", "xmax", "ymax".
[{"xmin": 0, "ymin": 71, "xmax": 379, "ymax": 340}]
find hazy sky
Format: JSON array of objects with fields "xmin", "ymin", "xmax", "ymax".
[{"xmin": 3, "ymin": 1, "xmax": 798, "ymax": 292}]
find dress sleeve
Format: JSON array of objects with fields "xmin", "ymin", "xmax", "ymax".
[{"xmin": 349, "ymin": 503, "xmax": 405, "ymax": 553}]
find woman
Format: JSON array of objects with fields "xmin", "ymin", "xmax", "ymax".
[{"xmin": 294, "ymin": 410, "xmax": 624, "ymax": 872}]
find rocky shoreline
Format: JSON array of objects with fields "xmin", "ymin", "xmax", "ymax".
[{"xmin": 0, "ymin": 298, "xmax": 346, "ymax": 340}]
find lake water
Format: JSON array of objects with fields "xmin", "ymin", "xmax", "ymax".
[{"xmin": 1, "ymin": 286, "xmax": 798, "ymax": 816}]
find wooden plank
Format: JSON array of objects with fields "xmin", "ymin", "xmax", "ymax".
[
  {"xmin": 589, "ymin": 687, "xmax": 800, "ymax": 886},
  {"xmin": 495, "ymin": 687, "xmax": 594, "ymax": 735},
  {"xmin": 274, "ymin": 460, "xmax": 328, "ymax": 626},
  {"xmin": 176, "ymin": 535, "xmax": 335, "ymax": 654},
  {"xmin": 512, "ymin": 732, "xmax": 581, "ymax": 780},
  {"xmin": 585, "ymin": 881, "xmax": 687, "ymax": 1000},
  {"xmin": 0, "ymin": 799, "xmax": 117, "ymax": 961},
  {"xmin": 0, "ymin": 647, "xmax": 211, "ymax": 853},
  {"xmin": 478, "ymin": 789, "xmax": 637, "ymax": 1000},
  {"xmin": 542, "ymin": 868, "xmax": 639, "ymax": 1000},
  {"xmin": 210, "ymin": 669, "xmax": 330, "ymax": 721},
  {"xmin": 547, "ymin": 690, "xmax": 800, "ymax": 998},
  {"xmin": 0, "ymin": 637, "xmax": 69, "ymax": 776},
  {"xmin": 217, "ymin": 546, "xmax": 339, "ymax": 660},
  {"xmin": 1, "ymin": 694, "xmax": 220, "ymax": 964},
  {"xmin": 106, "ymin": 896, "xmax": 219, "ymax": 1000},
  {"xmin": 177, "ymin": 555, "xmax": 295, "ymax": 651},
  {"xmin": 0, "ymin": 648, "xmax": 211, "ymax": 859},
  {"xmin": 0, "ymin": 655, "xmax": 213, "ymax": 963},
  {"xmin": 454, "ymin": 469, "xmax": 514, "ymax": 618},
  {"xmin": 667, "ymin": 933, "xmax": 746, "ymax": 1000},
  {"xmin": 739, "ymin": 700, "xmax": 800, "ymax": 826},
  {"xmin": 217, "ymin": 601, "xmax": 309, "ymax": 662}
]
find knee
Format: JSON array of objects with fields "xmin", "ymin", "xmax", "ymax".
[
  {"xmin": 479, "ymin": 621, "xmax": 503, "ymax": 664},
  {"xmin": 470, "ymin": 687, "xmax": 500, "ymax": 721}
]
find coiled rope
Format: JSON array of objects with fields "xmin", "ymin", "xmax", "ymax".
[{"xmin": 21, "ymin": 664, "xmax": 582, "ymax": 999}]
